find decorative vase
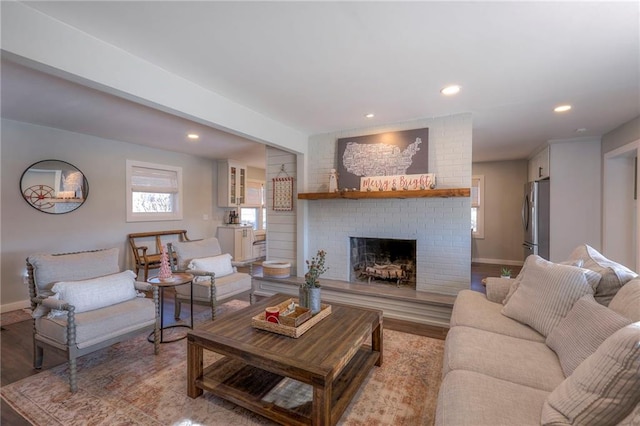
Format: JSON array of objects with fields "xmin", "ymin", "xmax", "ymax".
[
  {"xmin": 298, "ymin": 286, "xmax": 309, "ymax": 309},
  {"xmin": 308, "ymin": 287, "xmax": 321, "ymax": 314},
  {"xmin": 298, "ymin": 286, "xmax": 322, "ymax": 314}
]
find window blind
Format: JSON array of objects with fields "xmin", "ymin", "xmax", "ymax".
[
  {"xmin": 131, "ymin": 166, "xmax": 178, "ymax": 193},
  {"xmin": 471, "ymin": 177, "xmax": 481, "ymax": 207}
]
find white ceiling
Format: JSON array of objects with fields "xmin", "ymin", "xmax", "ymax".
[{"xmin": 2, "ymin": 1, "xmax": 639, "ymax": 165}]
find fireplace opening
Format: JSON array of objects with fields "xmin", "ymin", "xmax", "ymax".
[{"xmin": 349, "ymin": 237, "xmax": 417, "ymax": 288}]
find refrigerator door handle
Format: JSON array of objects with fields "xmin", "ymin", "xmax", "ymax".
[{"xmin": 522, "ymin": 195, "xmax": 529, "ymax": 231}]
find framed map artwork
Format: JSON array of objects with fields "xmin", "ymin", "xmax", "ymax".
[{"xmin": 336, "ymin": 128, "xmax": 429, "ymax": 190}]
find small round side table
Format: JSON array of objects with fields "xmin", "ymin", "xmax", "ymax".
[{"xmin": 147, "ymin": 272, "xmax": 194, "ymax": 343}]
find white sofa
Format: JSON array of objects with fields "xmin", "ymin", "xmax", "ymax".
[{"xmin": 435, "ymin": 245, "xmax": 640, "ymax": 426}]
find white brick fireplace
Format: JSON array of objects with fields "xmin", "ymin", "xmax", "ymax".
[{"xmin": 304, "ymin": 113, "xmax": 472, "ymax": 295}]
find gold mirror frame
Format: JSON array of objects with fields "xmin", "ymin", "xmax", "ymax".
[{"xmin": 20, "ymin": 160, "xmax": 89, "ymax": 214}]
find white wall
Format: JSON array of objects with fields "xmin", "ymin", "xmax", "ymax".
[
  {"xmin": 602, "ymin": 116, "xmax": 640, "ymax": 270},
  {"xmin": 304, "ymin": 113, "xmax": 472, "ymax": 295},
  {"xmin": 472, "ymin": 160, "xmax": 528, "ymax": 264},
  {"xmin": 1, "ymin": 119, "xmax": 219, "ymax": 311},
  {"xmin": 549, "ymin": 138, "xmax": 602, "ymax": 261},
  {"xmin": 265, "ymin": 147, "xmax": 298, "ymax": 270}
]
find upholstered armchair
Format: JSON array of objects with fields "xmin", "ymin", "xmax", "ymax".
[
  {"xmin": 27, "ymin": 248, "xmax": 160, "ymax": 393},
  {"xmin": 168, "ymin": 237, "xmax": 252, "ymax": 321}
]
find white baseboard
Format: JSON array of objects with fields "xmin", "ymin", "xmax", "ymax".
[
  {"xmin": 472, "ymin": 258, "xmax": 524, "ymax": 266},
  {"xmin": 1, "ymin": 299, "xmax": 30, "ymax": 314}
]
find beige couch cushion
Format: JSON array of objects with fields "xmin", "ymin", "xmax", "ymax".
[
  {"xmin": 542, "ymin": 322, "xmax": 640, "ymax": 426},
  {"xmin": 608, "ymin": 278, "xmax": 640, "ymax": 321},
  {"xmin": 450, "ymin": 290, "xmax": 545, "ymax": 342},
  {"xmin": 567, "ymin": 244, "xmax": 638, "ymax": 306},
  {"xmin": 484, "ymin": 277, "xmax": 512, "ymax": 303},
  {"xmin": 35, "ymin": 297, "xmax": 156, "ymax": 349},
  {"xmin": 546, "ymin": 294, "xmax": 631, "ymax": 376},
  {"xmin": 502, "ymin": 255, "xmax": 600, "ymax": 337},
  {"xmin": 443, "ymin": 326, "xmax": 565, "ymax": 391},
  {"xmin": 435, "ymin": 370, "xmax": 549, "ymax": 426},
  {"xmin": 175, "ymin": 271, "xmax": 251, "ymax": 301}
]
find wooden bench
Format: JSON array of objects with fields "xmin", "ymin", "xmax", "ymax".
[{"xmin": 128, "ymin": 230, "xmax": 189, "ymax": 280}]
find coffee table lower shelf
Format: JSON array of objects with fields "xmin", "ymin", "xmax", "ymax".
[{"xmin": 195, "ymin": 346, "xmax": 380, "ymax": 426}]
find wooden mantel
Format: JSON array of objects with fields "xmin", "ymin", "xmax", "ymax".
[{"xmin": 298, "ymin": 188, "xmax": 470, "ymax": 200}]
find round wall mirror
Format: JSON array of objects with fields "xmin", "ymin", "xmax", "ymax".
[{"xmin": 20, "ymin": 160, "xmax": 89, "ymax": 214}]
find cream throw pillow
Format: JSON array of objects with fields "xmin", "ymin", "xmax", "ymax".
[
  {"xmin": 542, "ymin": 322, "xmax": 640, "ymax": 426},
  {"xmin": 567, "ymin": 244, "xmax": 638, "ymax": 306},
  {"xmin": 501, "ymin": 255, "xmax": 601, "ymax": 337},
  {"xmin": 188, "ymin": 254, "xmax": 234, "ymax": 278},
  {"xmin": 50, "ymin": 270, "xmax": 138, "ymax": 313},
  {"xmin": 546, "ymin": 294, "xmax": 631, "ymax": 376},
  {"xmin": 608, "ymin": 279, "xmax": 640, "ymax": 322}
]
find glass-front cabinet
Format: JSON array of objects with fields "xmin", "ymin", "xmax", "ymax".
[{"xmin": 218, "ymin": 160, "xmax": 246, "ymax": 207}]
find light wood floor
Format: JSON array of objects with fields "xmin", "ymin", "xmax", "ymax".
[{"xmin": 1, "ymin": 263, "xmax": 515, "ymax": 424}]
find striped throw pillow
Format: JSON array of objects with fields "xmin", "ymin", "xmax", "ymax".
[
  {"xmin": 546, "ymin": 294, "xmax": 632, "ymax": 376},
  {"xmin": 501, "ymin": 255, "xmax": 601, "ymax": 337},
  {"xmin": 542, "ymin": 322, "xmax": 640, "ymax": 426},
  {"xmin": 568, "ymin": 244, "xmax": 638, "ymax": 306}
]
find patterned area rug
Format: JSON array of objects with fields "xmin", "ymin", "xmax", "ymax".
[{"xmin": 1, "ymin": 299, "xmax": 444, "ymax": 425}]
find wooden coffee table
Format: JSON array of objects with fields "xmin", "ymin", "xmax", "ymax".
[{"xmin": 187, "ymin": 293, "xmax": 383, "ymax": 426}]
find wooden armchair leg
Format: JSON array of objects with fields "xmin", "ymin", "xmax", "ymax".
[
  {"xmin": 69, "ymin": 357, "xmax": 78, "ymax": 393},
  {"xmin": 153, "ymin": 286, "xmax": 160, "ymax": 355},
  {"xmin": 34, "ymin": 340, "xmax": 43, "ymax": 369},
  {"xmin": 210, "ymin": 283, "xmax": 217, "ymax": 321}
]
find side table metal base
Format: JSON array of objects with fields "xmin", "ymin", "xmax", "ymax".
[{"xmin": 147, "ymin": 273, "xmax": 195, "ymax": 344}]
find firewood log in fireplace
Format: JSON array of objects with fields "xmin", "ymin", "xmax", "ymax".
[{"xmin": 363, "ymin": 263, "xmax": 407, "ymax": 286}]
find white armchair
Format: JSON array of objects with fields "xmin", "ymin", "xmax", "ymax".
[
  {"xmin": 168, "ymin": 237, "xmax": 252, "ymax": 321},
  {"xmin": 27, "ymin": 248, "xmax": 160, "ymax": 393}
]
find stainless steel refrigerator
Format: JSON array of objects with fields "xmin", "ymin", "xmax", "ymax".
[{"xmin": 522, "ymin": 179, "xmax": 550, "ymax": 260}]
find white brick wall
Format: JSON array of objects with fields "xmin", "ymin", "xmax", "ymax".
[{"xmin": 304, "ymin": 113, "xmax": 472, "ymax": 295}]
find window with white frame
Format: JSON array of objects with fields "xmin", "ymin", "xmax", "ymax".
[
  {"xmin": 126, "ymin": 160, "xmax": 183, "ymax": 222},
  {"xmin": 471, "ymin": 175, "xmax": 485, "ymax": 238},
  {"xmin": 240, "ymin": 180, "xmax": 266, "ymax": 230}
]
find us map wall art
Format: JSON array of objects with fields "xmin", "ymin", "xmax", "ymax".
[{"xmin": 337, "ymin": 128, "xmax": 429, "ymax": 190}]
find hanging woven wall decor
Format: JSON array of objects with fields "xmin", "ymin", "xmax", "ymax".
[{"xmin": 273, "ymin": 165, "xmax": 294, "ymax": 211}]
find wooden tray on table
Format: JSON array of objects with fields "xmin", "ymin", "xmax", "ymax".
[{"xmin": 251, "ymin": 298, "xmax": 332, "ymax": 338}]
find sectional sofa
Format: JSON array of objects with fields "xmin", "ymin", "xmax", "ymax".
[{"xmin": 435, "ymin": 245, "xmax": 640, "ymax": 426}]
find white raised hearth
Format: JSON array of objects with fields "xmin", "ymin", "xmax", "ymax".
[{"xmin": 251, "ymin": 275, "xmax": 456, "ymax": 327}]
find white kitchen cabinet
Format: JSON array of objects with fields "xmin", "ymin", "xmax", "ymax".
[
  {"xmin": 217, "ymin": 160, "xmax": 246, "ymax": 207},
  {"xmin": 217, "ymin": 225, "xmax": 254, "ymax": 262},
  {"xmin": 528, "ymin": 146, "xmax": 550, "ymax": 181}
]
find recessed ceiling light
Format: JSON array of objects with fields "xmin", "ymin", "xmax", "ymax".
[
  {"xmin": 365, "ymin": 113, "xmax": 375, "ymax": 119},
  {"xmin": 187, "ymin": 133, "xmax": 200, "ymax": 140},
  {"xmin": 554, "ymin": 105, "xmax": 572, "ymax": 113},
  {"xmin": 575, "ymin": 128, "xmax": 588, "ymax": 133},
  {"xmin": 441, "ymin": 85, "xmax": 461, "ymax": 96}
]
